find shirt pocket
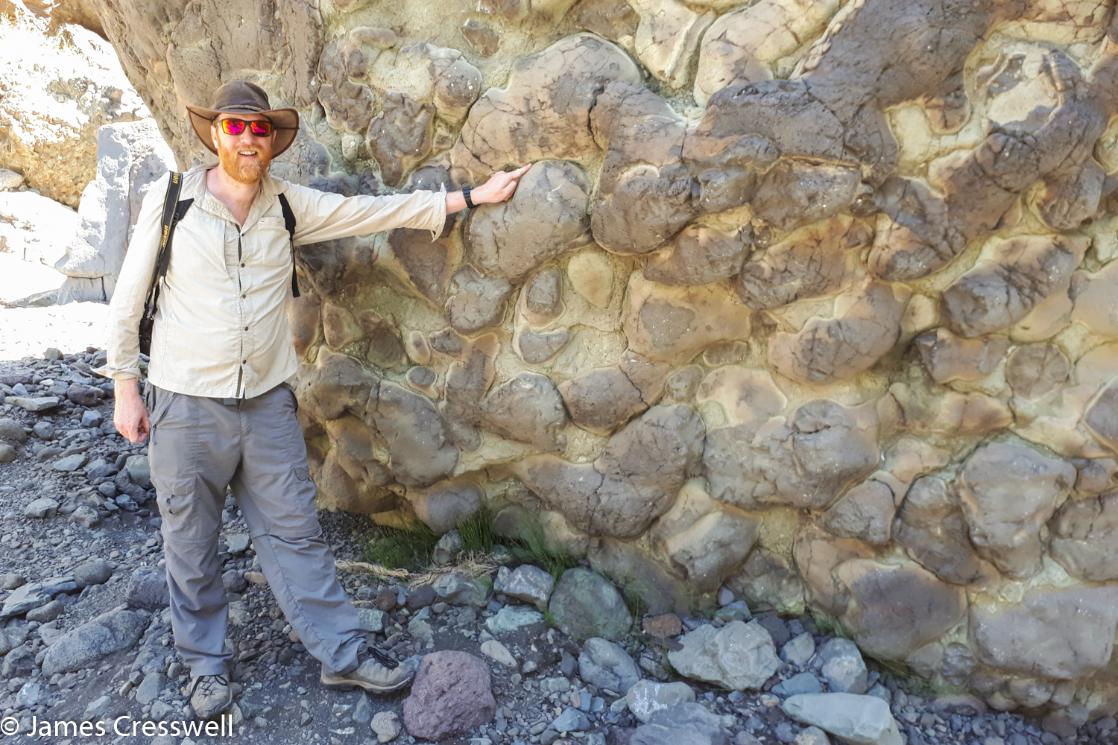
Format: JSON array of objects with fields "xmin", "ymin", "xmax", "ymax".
[{"xmin": 250, "ymin": 217, "xmax": 295, "ymax": 271}]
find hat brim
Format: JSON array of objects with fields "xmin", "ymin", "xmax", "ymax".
[{"xmin": 186, "ymin": 104, "xmax": 299, "ymax": 158}]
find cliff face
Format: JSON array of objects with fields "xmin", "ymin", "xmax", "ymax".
[
  {"xmin": 0, "ymin": 0, "xmax": 146, "ymax": 207},
  {"xmin": 91, "ymin": 0, "xmax": 1118, "ymax": 716}
]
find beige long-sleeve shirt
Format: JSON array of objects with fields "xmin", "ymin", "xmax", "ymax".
[{"xmin": 95, "ymin": 165, "xmax": 446, "ymax": 398}]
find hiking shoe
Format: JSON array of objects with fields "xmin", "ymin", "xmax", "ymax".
[
  {"xmin": 188, "ymin": 674, "xmax": 233, "ymax": 719},
  {"xmin": 320, "ymin": 647, "xmax": 414, "ymax": 694}
]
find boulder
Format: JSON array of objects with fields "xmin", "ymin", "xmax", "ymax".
[
  {"xmin": 515, "ymin": 405, "xmax": 705, "ymax": 538},
  {"xmin": 1049, "ymin": 491, "xmax": 1118, "ymax": 581},
  {"xmin": 493, "ymin": 564, "xmax": 555, "ymax": 609},
  {"xmin": 401, "ymin": 651, "xmax": 496, "ymax": 740},
  {"xmin": 548, "ymin": 568, "xmax": 632, "ymax": 641},
  {"xmin": 957, "ymin": 438, "xmax": 1076, "ymax": 578},
  {"xmin": 41, "ymin": 606, "xmax": 150, "ymax": 675},
  {"xmin": 705, "ymin": 399, "xmax": 879, "ymax": 511},
  {"xmin": 578, "ymin": 637, "xmax": 640, "ymax": 694},
  {"xmin": 54, "ymin": 119, "xmax": 175, "ymax": 302},
  {"xmin": 630, "ymin": 702, "xmax": 730, "ymax": 745},
  {"xmin": 781, "ymin": 693, "xmax": 904, "ymax": 745},
  {"xmin": 667, "ymin": 621, "xmax": 780, "ymax": 690},
  {"xmin": 970, "ymin": 585, "xmax": 1118, "ymax": 679},
  {"xmin": 626, "ymin": 680, "xmax": 695, "ymax": 722},
  {"xmin": 464, "ymin": 160, "xmax": 591, "ymax": 282}
]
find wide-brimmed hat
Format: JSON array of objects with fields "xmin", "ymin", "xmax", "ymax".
[{"xmin": 186, "ymin": 80, "xmax": 299, "ymax": 157}]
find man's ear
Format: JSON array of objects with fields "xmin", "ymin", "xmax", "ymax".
[{"xmin": 210, "ymin": 123, "xmax": 219, "ymax": 149}]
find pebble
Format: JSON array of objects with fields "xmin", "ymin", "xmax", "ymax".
[
  {"xmin": 371, "ymin": 710, "xmax": 401, "ymax": 742},
  {"xmin": 551, "ymin": 707, "xmax": 590, "ymax": 733},
  {"xmin": 225, "ymin": 532, "xmax": 251, "ymax": 554},
  {"xmin": 24, "ymin": 496, "xmax": 59, "ymax": 517},
  {"xmin": 52, "ymin": 453, "xmax": 86, "ymax": 471},
  {"xmin": 8, "ymin": 395, "xmax": 60, "ymax": 412},
  {"xmin": 481, "ymin": 639, "xmax": 518, "ymax": 668},
  {"xmin": 782, "ymin": 632, "xmax": 816, "ymax": 667}
]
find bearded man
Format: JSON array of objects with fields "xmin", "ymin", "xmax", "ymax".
[{"xmin": 97, "ymin": 80, "xmax": 527, "ymax": 719}]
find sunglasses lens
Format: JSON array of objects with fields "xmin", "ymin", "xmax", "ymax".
[
  {"xmin": 220, "ymin": 118, "xmax": 246, "ymax": 135},
  {"xmin": 249, "ymin": 120, "xmax": 273, "ymax": 136}
]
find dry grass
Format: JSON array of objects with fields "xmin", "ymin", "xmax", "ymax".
[{"xmin": 335, "ymin": 556, "xmax": 499, "ymax": 585}]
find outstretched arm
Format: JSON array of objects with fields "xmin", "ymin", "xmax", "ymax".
[{"xmin": 284, "ymin": 164, "xmax": 533, "ymax": 245}]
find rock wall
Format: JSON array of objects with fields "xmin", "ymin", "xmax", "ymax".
[
  {"xmin": 0, "ymin": 0, "xmax": 146, "ymax": 207},
  {"xmin": 92, "ymin": 0, "xmax": 1118, "ymax": 718}
]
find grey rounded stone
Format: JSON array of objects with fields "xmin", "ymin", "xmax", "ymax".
[
  {"xmin": 818, "ymin": 638, "xmax": 868, "ymax": 695},
  {"xmin": 578, "ymin": 637, "xmax": 640, "ymax": 694},
  {"xmin": 24, "ymin": 497, "xmax": 59, "ymax": 518},
  {"xmin": 668, "ymin": 621, "xmax": 780, "ymax": 691},
  {"xmin": 484, "ymin": 605, "xmax": 545, "ymax": 636},
  {"xmin": 625, "ymin": 680, "xmax": 695, "ymax": 723},
  {"xmin": 0, "ymin": 417, "xmax": 27, "ymax": 443},
  {"xmin": 41, "ymin": 607, "xmax": 150, "ymax": 675},
  {"xmin": 782, "ymin": 633, "xmax": 816, "ymax": 667},
  {"xmin": 125, "ymin": 567, "xmax": 169, "ymax": 611},
  {"xmin": 73, "ymin": 557, "xmax": 114, "ymax": 586},
  {"xmin": 53, "ymin": 453, "xmax": 87, "ymax": 472},
  {"xmin": 548, "ymin": 568, "xmax": 632, "ymax": 642},
  {"xmin": 494, "ymin": 564, "xmax": 555, "ymax": 609}
]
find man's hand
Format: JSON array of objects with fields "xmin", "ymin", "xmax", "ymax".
[
  {"xmin": 470, "ymin": 164, "xmax": 531, "ymax": 206},
  {"xmin": 113, "ymin": 378, "xmax": 150, "ymax": 444},
  {"xmin": 443, "ymin": 164, "xmax": 530, "ymax": 215}
]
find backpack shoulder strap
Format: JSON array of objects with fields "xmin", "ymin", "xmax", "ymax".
[
  {"xmin": 277, "ymin": 192, "xmax": 300, "ymax": 298},
  {"xmin": 142, "ymin": 171, "xmax": 186, "ymax": 323}
]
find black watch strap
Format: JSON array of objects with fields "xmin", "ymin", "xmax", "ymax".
[{"xmin": 462, "ymin": 185, "xmax": 475, "ymax": 209}]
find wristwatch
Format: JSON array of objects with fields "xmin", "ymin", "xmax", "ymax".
[{"xmin": 462, "ymin": 185, "xmax": 475, "ymax": 209}]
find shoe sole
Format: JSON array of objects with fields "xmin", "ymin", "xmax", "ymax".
[{"xmin": 319, "ymin": 672, "xmax": 412, "ymax": 694}]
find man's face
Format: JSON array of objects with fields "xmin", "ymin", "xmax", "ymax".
[{"xmin": 211, "ymin": 113, "xmax": 275, "ymax": 185}]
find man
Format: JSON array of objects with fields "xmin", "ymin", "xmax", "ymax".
[{"xmin": 96, "ymin": 80, "xmax": 527, "ymax": 719}]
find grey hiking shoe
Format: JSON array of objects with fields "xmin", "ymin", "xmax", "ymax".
[
  {"xmin": 188, "ymin": 674, "xmax": 233, "ymax": 719},
  {"xmin": 320, "ymin": 646, "xmax": 415, "ymax": 694}
]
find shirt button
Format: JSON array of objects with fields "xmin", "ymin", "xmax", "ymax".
[
  {"xmin": 241, "ymin": 293, "xmax": 246, "ymax": 299},
  {"xmin": 240, "ymin": 262, "xmax": 245, "ymax": 268},
  {"xmin": 244, "ymin": 326, "xmax": 249, "ymax": 331},
  {"xmin": 242, "ymin": 359, "xmax": 247, "ymax": 364}
]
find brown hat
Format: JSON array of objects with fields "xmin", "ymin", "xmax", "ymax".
[{"xmin": 186, "ymin": 80, "xmax": 299, "ymax": 157}]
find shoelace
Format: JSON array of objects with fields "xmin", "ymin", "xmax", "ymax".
[
  {"xmin": 367, "ymin": 645, "xmax": 399, "ymax": 670},
  {"xmin": 192, "ymin": 674, "xmax": 229, "ymax": 698}
]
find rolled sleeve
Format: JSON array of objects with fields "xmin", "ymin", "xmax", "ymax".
[
  {"xmin": 92, "ymin": 171, "xmax": 169, "ymax": 382},
  {"xmin": 282, "ymin": 181, "xmax": 448, "ymax": 245}
]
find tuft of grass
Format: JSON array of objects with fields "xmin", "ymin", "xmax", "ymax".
[
  {"xmin": 362, "ymin": 504, "xmax": 580, "ymax": 578},
  {"xmin": 808, "ymin": 610, "xmax": 850, "ymax": 639},
  {"xmin": 619, "ymin": 578, "xmax": 650, "ymax": 619},
  {"xmin": 506, "ymin": 515, "xmax": 580, "ymax": 579},
  {"xmin": 457, "ymin": 504, "xmax": 499, "ymax": 555},
  {"xmin": 362, "ymin": 521, "xmax": 439, "ymax": 571}
]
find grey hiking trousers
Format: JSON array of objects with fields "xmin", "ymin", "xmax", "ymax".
[{"xmin": 144, "ymin": 380, "xmax": 365, "ymax": 678}]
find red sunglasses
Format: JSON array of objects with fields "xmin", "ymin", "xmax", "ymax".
[{"xmin": 218, "ymin": 118, "xmax": 273, "ymax": 136}]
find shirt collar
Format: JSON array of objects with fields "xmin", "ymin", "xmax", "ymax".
[{"xmin": 184, "ymin": 164, "xmax": 281, "ymax": 230}]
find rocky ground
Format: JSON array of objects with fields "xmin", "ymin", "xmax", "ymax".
[{"xmin": 0, "ymin": 336, "xmax": 1114, "ymax": 745}]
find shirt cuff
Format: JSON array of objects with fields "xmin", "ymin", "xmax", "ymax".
[
  {"xmin": 91, "ymin": 365, "xmax": 140, "ymax": 382},
  {"xmin": 429, "ymin": 183, "xmax": 448, "ymax": 242}
]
